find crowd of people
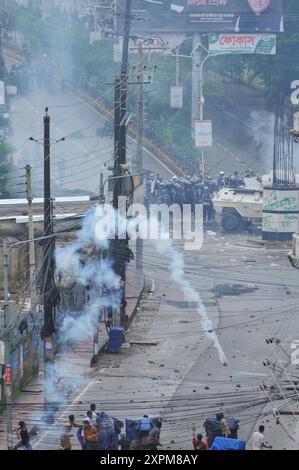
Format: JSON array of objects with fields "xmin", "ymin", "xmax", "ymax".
[
  {"xmin": 13, "ymin": 409, "xmax": 162, "ymax": 451},
  {"xmin": 144, "ymin": 170, "xmax": 251, "ymax": 223},
  {"xmin": 14, "ymin": 410, "xmax": 272, "ymax": 451},
  {"xmin": 192, "ymin": 414, "xmax": 272, "ymax": 451}
]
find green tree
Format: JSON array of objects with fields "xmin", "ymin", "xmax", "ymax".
[{"xmin": 0, "ymin": 135, "xmax": 13, "ymax": 198}]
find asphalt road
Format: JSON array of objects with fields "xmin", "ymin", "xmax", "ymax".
[
  {"xmin": 4, "ymin": 57, "xmax": 299, "ymax": 451},
  {"xmin": 25, "ymin": 228, "xmax": 299, "ymax": 450},
  {"xmin": 7, "ymin": 85, "xmax": 173, "ymax": 199}
]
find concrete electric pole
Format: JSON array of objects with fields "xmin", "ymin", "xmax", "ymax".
[
  {"xmin": 26, "ymin": 165, "xmax": 36, "ymax": 308},
  {"xmin": 42, "ymin": 108, "xmax": 56, "ymax": 420},
  {"xmin": 136, "ymin": 40, "xmax": 144, "ymax": 272},
  {"xmin": 111, "ymin": 0, "xmax": 132, "ymax": 327},
  {"xmin": 191, "ymin": 33, "xmax": 203, "ymax": 138}
]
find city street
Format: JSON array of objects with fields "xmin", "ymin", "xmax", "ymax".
[
  {"xmin": 2, "ymin": 229, "xmax": 296, "ymax": 450},
  {"xmin": 8, "ymin": 85, "xmax": 173, "ymax": 199},
  {"xmin": 1, "ymin": 1, "xmax": 299, "ymax": 454}
]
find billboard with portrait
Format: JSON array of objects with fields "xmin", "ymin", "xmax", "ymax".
[{"xmin": 126, "ymin": 0, "xmax": 284, "ymax": 34}]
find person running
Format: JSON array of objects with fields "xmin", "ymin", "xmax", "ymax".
[
  {"xmin": 246, "ymin": 425, "xmax": 272, "ymax": 450},
  {"xmin": 15, "ymin": 421, "xmax": 33, "ymax": 450}
]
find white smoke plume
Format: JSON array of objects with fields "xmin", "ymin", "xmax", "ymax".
[
  {"xmin": 147, "ymin": 216, "xmax": 227, "ymax": 365},
  {"xmin": 38, "ymin": 202, "xmax": 226, "ymax": 436},
  {"xmin": 248, "ymin": 110, "xmax": 275, "ymax": 173},
  {"xmin": 36, "ymin": 204, "xmax": 123, "ymax": 423},
  {"xmin": 55, "ymin": 205, "xmax": 122, "ymax": 345}
]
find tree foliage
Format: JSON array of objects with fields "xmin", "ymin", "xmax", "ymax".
[
  {"xmin": 8, "ymin": 0, "xmax": 299, "ymax": 162},
  {"xmin": 0, "ymin": 135, "xmax": 13, "ymax": 198}
]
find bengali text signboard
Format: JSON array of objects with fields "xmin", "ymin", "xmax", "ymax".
[{"xmin": 209, "ymin": 33, "xmax": 276, "ymax": 55}]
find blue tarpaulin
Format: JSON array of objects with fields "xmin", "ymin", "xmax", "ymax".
[{"xmin": 210, "ymin": 437, "xmax": 246, "ymax": 450}]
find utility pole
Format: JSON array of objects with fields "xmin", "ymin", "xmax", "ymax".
[
  {"xmin": 2, "ymin": 239, "xmax": 13, "ymax": 450},
  {"xmin": 136, "ymin": 40, "xmax": 144, "ymax": 272},
  {"xmin": 26, "ymin": 165, "xmax": 36, "ymax": 308},
  {"xmin": 0, "ymin": 4, "xmax": 5, "ymax": 82},
  {"xmin": 192, "ymin": 34, "xmax": 207, "ymax": 178},
  {"xmin": 136, "ymin": 40, "xmax": 144, "ymax": 175},
  {"xmin": 119, "ymin": 0, "xmax": 132, "ymax": 167},
  {"xmin": 42, "ymin": 108, "xmax": 56, "ymax": 419},
  {"xmin": 111, "ymin": 0, "xmax": 132, "ymax": 327},
  {"xmin": 99, "ymin": 172, "xmax": 105, "ymax": 203},
  {"xmin": 191, "ymin": 33, "xmax": 203, "ymax": 138}
]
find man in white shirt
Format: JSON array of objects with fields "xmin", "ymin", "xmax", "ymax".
[{"xmin": 246, "ymin": 425, "xmax": 272, "ymax": 450}]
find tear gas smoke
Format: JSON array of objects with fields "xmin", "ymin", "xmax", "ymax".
[
  {"xmin": 149, "ymin": 216, "xmax": 227, "ymax": 365},
  {"xmin": 248, "ymin": 110, "xmax": 275, "ymax": 173}
]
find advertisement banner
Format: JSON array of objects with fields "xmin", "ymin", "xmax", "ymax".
[
  {"xmin": 195, "ymin": 120, "xmax": 212, "ymax": 147},
  {"xmin": 5, "ymin": 366, "xmax": 12, "ymax": 385},
  {"xmin": 209, "ymin": 33, "xmax": 276, "ymax": 55},
  {"xmin": 170, "ymin": 86, "xmax": 184, "ymax": 108},
  {"xmin": 125, "ymin": 0, "xmax": 283, "ymax": 34},
  {"xmin": 129, "ymin": 37, "xmax": 168, "ymax": 54}
]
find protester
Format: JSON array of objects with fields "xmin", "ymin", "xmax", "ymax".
[
  {"xmin": 97, "ymin": 411, "xmax": 116, "ymax": 450},
  {"xmin": 216, "ymin": 412, "xmax": 230, "ymax": 438},
  {"xmin": 59, "ymin": 415, "xmax": 80, "ymax": 450},
  {"xmin": 136, "ymin": 415, "xmax": 154, "ymax": 440},
  {"xmin": 192, "ymin": 425, "xmax": 208, "ymax": 450},
  {"xmin": 83, "ymin": 419, "xmax": 99, "ymax": 450},
  {"xmin": 90, "ymin": 403, "xmax": 100, "ymax": 419},
  {"xmin": 143, "ymin": 421, "xmax": 162, "ymax": 450},
  {"xmin": 246, "ymin": 425, "xmax": 272, "ymax": 450},
  {"xmin": 15, "ymin": 421, "xmax": 33, "ymax": 450},
  {"xmin": 118, "ymin": 433, "xmax": 131, "ymax": 450},
  {"xmin": 76, "ymin": 425, "xmax": 85, "ymax": 450},
  {"xmin": 86, "ymin": 410, "xmax": 97, "ymax": 426}
]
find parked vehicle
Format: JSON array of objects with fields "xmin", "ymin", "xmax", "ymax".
[{"xmin": 213, "ymin": 176, "xmax": 263, "ymax": 232}]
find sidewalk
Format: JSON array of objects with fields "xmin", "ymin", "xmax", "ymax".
[{"xmin": 0, "ymin": 266, "xmax": 144, "ymax": 450}]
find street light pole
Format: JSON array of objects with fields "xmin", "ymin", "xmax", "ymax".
[
  {"xmin": 198, "ymin": 52, "xmax": 226, "ymax": 178},
  {"xmin": 191, "ymin": 33, "xmax": 203, "ymax": 138}
]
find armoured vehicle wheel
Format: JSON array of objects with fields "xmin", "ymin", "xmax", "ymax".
[{"xmin": 221, "ymin": 212, "xmax": 241, "ymax": 231}]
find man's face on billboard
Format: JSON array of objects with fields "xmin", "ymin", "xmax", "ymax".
[{"xmin": 248, "ymin": 0, "xmax": 270, "ymax": 14}]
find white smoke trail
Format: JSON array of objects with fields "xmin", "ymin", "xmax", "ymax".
[
  {"xmin": 56, "ymin": 206, "xmax": 122, "ymax": 345},
  {"xmin": 147, "ymin": 216, "xmax": 227, "ymax": 365},
  {"xmin": 33, "ymin": 204, "xmax": 123, "ymax": 426}
]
